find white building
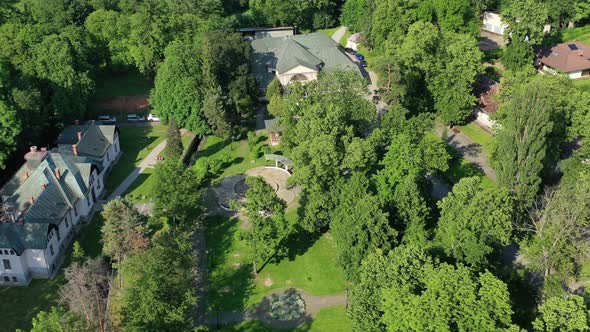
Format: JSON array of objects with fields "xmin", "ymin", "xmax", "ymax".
[
  {"xmin": 0, "ymin": 124, "xmax": 119, "ymax": 286},
  {"xmin": 538, "ymin": 41, "xmax": 590, "ymax": 80},
  {"xmin": 346, "ymin": 33, "xmax": 364, "ymax": 51},
  {"xmin": 473, "ymin": 76, "xmax": 500, "ymax": 131},
  {"xmin": 482, "ymin": 11, "xmax": 508, "ymax": 36}
]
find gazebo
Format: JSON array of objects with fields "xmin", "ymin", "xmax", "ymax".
[
  {"xmin": 264, "ymin": 118, "xmax": 282, "ymax": 146},
  {"xmin": 264, "ymin": 154, "xmax": 293, "ymax": 172}
]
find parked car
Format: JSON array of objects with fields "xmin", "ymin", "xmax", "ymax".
[
  {"xmin": 127, "ymin": 114, "xmax": 145, "ymax": 122},
  {"xmin": 359, "ymin": 60, "xmax": 368, "ymax": 67},
  {"xmin": 97, "ymin": 115, "xmax": 117, "ymax": 125},
  {"xmin": 345, "ymin": 47, "xmax": 357, "ymax": 55},
  {"xmin": 355, "ymin": 53, "xmax": 365, "ymax": 61},
  {"xmin": 147, "ymin": 113, "xmax": 160, "ymax": 122}
]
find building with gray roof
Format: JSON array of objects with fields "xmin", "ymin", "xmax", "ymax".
[
  {"xmin": 251, "ymin": 32, "xmax": 360, "ymax": 88},
  {"xmin": 0, "ymin": 124, "xmax": 120, "ymax": 286}
]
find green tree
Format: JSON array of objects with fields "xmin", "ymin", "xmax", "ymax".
[
  {"xmin": 242, "ymin": 176, "xmax": 290, "ymax": 274},
  {"xmin": 493, "ymin": 80, "xmax": 554, "ymax": 216},
  {"xmin": 22, "ymin": 307, "xmax": 86, "ymax": 332},
  {"xmin": 265, "ymin": 77, "xmax": 282, "ymax": 100},
  {"xmin": 121, "ymin": 230, "xmax": 197, "ymax": 331},
  {"xmin": 331, "ymin": 173, "xmax": 397, "ymax": 282},
  {"xmin": 533, "ymin": 294, "xmax": 590, "ymax": 331},
  {"xmin": 152, "ymin": 158, "xmax": 203, "ymax": 227},
  {"xmin": 521, "ymin": 173, "xmax": 590, "ymax": 284},
  {"xmin": 101, "ymin": 198, "xmax": 148, "ymax": 270},
  {"xmin": 503, "ymin": 38, "xmax": 535, "ymax": 72},
  {"xmin": 150, "ymin": 40, "xmax": 208, "ymax": 134},
  {"xmin": 340, "ymin": 0, "xmax": 367, "ymax": 32},
  {"xmin": 0, "ymin": 100, "xmax": 21, "ymax": 170},
  {"xmin": 164, "ymin": 118, "xmax": 183, "ymax": 159},
  {"xmin": 430, "ymin": 31, "xmax": 482, "ymax": 124},
  {"xmin": 71, "ymin": 241, "xmax": 85, "ymax": 263},
  {"xmin": 203, "ymin": 84, "xmax": 232, "ymax": 139},
  {"xmin": 501, "ymin": 0, "xmax": 549, "ymax": 44},
  {"xmin": 435, "ymin": 177, "xmax": 513, "ymax": 267}
]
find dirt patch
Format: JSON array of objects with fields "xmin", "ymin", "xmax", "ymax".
[
  {"xmin": 93, "ymin": 95, "xmax": 150, "ymax": 113},
  {"xmin": 264, "ymin": 277, "xmax": 274, "ymax": 287}
]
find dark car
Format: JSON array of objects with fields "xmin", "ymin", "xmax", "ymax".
[
  {"xmin": 359, "ymin": 60, "xmax": 368, "ymax": 67},
  {"xmin": 355, "ymin": 53, "xmax": 365, "ymax": 61},
  {"xmin": 345, "ymin": 47, "xmax": 357, "ymax": 55}
]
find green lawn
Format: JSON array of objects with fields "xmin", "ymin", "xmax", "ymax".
[
  {"xmin": 317, "ymin": 27, "xmax": 340, "ymax": 38},
  {"xmin": 340, "ymin": 30, "xmax": 353, "ymax": 47},
  {"xmin": 219, "ymin": 306, "xmax": 352, "ymax": 331},
  {"xmin": 0, "ymin": 214, "xmax": 104, "ymax": 332},
  {"xmin": 574, "ymin": 78, "xmax": 590, "ymax": 92},
  {"xmin": 92, "ymin": 69, "xmax": 152, "ymax": 101},
  {"xmin": 104, "ymin": 124, "xmax": 168, "ymax": 195},
  {"xmin": 562, "ymin": 25, "xmax": 590, "ymax": 45},
  {"xmin": 206, "ymin": 215, "xmax": 346, "ymax": 312},
  {"xmin": 456, "ymin": 122, "xmax": 494, "ymax": 156}
]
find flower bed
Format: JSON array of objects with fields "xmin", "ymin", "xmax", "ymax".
[{"xmin": 269, "ymin": 292, "xmax": 305, "ymax": 321}]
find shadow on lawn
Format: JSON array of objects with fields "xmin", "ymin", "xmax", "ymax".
[
  {"xmin": 200, "ymin": 140, "xmax": 229, "ymax": 158},
  {"xmin": 206, "ymin": 216, "xmax": 255, "ymax": 312}
]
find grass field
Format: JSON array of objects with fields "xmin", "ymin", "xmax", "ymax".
[
  {"xmin": 317, "ymin": 27, "xmax": 340, "ymax": 38},
  {"xmin": 562, "ymin": 25, "xmax": 590, "ymax": 45},
  {"xmin": 456, "ymin": 122, "xmax": 494, "ymax": 156},
  {"xmin": 104, "ymin": 124, "xmax": 167, "ymax": 195},
  {"xmin": 219, "ymin": 306, "xmax": 352, "ymax": 331},
  {"xmin": 574, "ymin": 78, "xmax": 590, "ymax": 92},
  {"xmin": 0, "ymin": 214, "xmax": 104, "ymax": 332},
  {"xmin": 206, "ymin": 214, "xmax": 346, "ymax": 312},
  {"xmin": 92, "ymin": 69, "xmax": 152, "ymax": 101}
]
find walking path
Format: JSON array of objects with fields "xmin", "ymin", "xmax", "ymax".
[
  {"xmin": 331, "ymin": 26, "xmax": 347, "ymax": 44},
  {"xmin": 205, "ymin": 288, "xmax": 347, "ymax": 329},
  {"xmin": 107, "ymin": 129, "xmax": 187, "ymax": 200},
  {"xmin": 435, "ymin": 124, "xmax": 497, "ymax": 182}
]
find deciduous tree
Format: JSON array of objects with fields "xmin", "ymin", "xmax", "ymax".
[
  {"xmin": 164, "ymin": 118, "xmax": 183, "ymax": 159},
  {"xmin": 533, "ymin": 294, "xmax": 590, "ymax": 331}
]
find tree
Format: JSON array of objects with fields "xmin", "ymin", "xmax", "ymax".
[
  {"xmin": 203, "ymin": 84, "xmax": 232, "ymax": 139},
  {"xmin": 430, "ymin": 31, "xmax": 482, "ymax": 124},
  {"xmin": 330, "ymin": 173, "xmax": 397, "ymax": 282},
  {"xmin": 435, "ymin": 177, "xmax": 513, "ymax": 267},
  {"xmin": 152, "ymin": 158, "xmax": 203, "ymax": 227},
  {"xmin": 22, "ymin": 307, "xmax": 87, "ymax": 332},
  {"xmin": 0, "ymin": 100, "xmax": 20, "ymax": 170},
  {"xmin": 493, "ymin": 80, "xmax": 554, "ymax": 216},
  {"xmin": 265, "ymin": 77, "xmax": 282, "ymax": 100},
  {"xmin": 501, "ymin": 0, "xmax": 549, "ymax": 44},
  {"xmin": 101, "ymin": 198, "xmax": 148, "ymax": 270},
  {"xmin": 533, "ymin": 295, "xmax": 590, "ymax": 331},
  {"xmin": 150, "ymin": 40, "xmax": 208, "ymax": 134},
  {"xmin": 164, "ymin": 118, "xmax": 183, "ymax": 159},
  {"xmin": 502, "ymin": 38, "xmax": 535, "ymax": 72},
  {"xmin": 429, "ymin": 0, "xmax": 478, "ymax": 33},
  {"xmin": 71, "ymin": 241, "xmax": 85, "ymax": 263},
  {"xmin": 242, "ymin": 176, "xmax": 290, "ymax": 274},
  {"xmin": 121, "ymin": 230, "xmax": 197, "ymax": 331},
  {"xmin": 520, "ymin": 174, "xmax": 590, "ymax": 285},
  {"xmin": 340, "ymin": 0, "xmax": 367, "ymax": 32},
  {"xmin": 59, "ymin": 258, "xmax": 110, "ymax": 332}
]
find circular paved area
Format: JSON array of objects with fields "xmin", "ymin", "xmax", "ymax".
[{"xmin": 214, "ymin": 167, "xmax": 301, "ymax": 211}]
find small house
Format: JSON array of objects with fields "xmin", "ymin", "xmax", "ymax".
[
  {"xmin": 474, "ymin": 76, "xmax": 500, "ymax": 131},
  {"xmin": 346, "ymin": 33, "xmax": 363, "ymax": 51},
  {"xmin": 265, "ymin": 118, "xmax": 282, "ymax": 146},
  {"xmin": 537, "ymin": 41, "xmax": 590, "ymax": 79}
]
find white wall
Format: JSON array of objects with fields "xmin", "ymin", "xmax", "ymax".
[
  {"xmin": 0, "ymin": 248, "xmax": 29, "ymax": 285},
  {"xmin": 278, "ymin": 65, "xmax": 318, "ymax": 86},
  {"xmin": 475, "ymin": 109, "xmax": 496, "ymax": 130},
  {"xmin": 483, "ymin": 12, "xmax": 507, "ymax": 35},
  {"xmin": 255, "ymin": 30, "xmax": 294, "ymax": 39},
  {"xmin": 569, "ymin": 70, "xmax": 584, "ymax": 79},
  {"xmin": 346, "ymin": 40, "xmax": 359, "ymax": 51}
]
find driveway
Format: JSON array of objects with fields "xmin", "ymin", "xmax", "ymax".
[{"xmin": 331, "ymin": 26, "xmax": 347, "ymax": 44}]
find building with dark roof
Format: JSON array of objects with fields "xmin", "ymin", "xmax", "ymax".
[
  {"xmin": 0, "ymin": 124, "xmax": 120, "ymax": 286},
  {"xmin": 538, "ymin": 41, "xmax": 590, "ymax": 79},
  {"xmin": 251, "ymin": 32, "xmax": 360, "ymax": 88},
  {"xmin": 473, "ymin": 76, "xmax": 501, "ymax": 131}
]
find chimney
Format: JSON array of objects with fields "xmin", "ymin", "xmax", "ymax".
[
  {"xmin": 21, "ymin": 172, "xmax": 29, "ymax": 180},
  {"xmin": 72, "ymin": 144, "xmax": 78, "ymax": 156},
  {"xmin": 55, "ymin": 168, "xmax": 61, "ymax": 179},
  {"xmin": 29, "ymin": 196, "xmax": 35, "ymax": 204},
  {"xmin": 30, "ymin": 146, "xmax": 38, "ymax": 153},
  {"xmin": 41, "ymin": 183, "xmax": 47, "ymax": 190},
  {"xmin": 77, "ymin": 131, "xmax": 83, "ymax": 142}
]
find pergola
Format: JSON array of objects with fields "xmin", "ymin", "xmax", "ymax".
[{"xmin": 264, "ymin": 154, "xmax": 293, "ymax": 172}]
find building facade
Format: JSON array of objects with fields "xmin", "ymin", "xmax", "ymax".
[{"xmin": 0, "ymin": 124, "xmax": 120, "ymax": 286}]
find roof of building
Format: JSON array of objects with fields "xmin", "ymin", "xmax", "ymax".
[
  {"xmin": 474, "ymin": 76, "xmax": 501, "ymax": 115},
  {"xmin": 0, "ymin": 124, "xmax": 116, "ymax": 254},
  {"xmin": 348, "ymin": 33, "xmax": 363, "ymax": 43},
  {"xmin": 239, "ymin": 27, "xmax": 295, "ymax": 32},
  {"xmin": 265, "ymin": 118, "xmax": 282, "ymax": 133},
  {"xmin": 57, "ymin": 124, "xmax": 116, "ymax": 159},
  {"xmin": 538, "ymin": 41, "xmax": 590, "ymax": 73},
  {"xmin": 251, "ymin": 32, "xmax": 360, "ymax": 87}
]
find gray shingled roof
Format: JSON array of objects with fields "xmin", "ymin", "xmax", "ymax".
[
  {"xmin": 57, "ymin": 124, "xmax": 115, "ymax": 158},
  {"xmin": 251, "ymin": 32, "xmax": 360, "ymax": 87}
]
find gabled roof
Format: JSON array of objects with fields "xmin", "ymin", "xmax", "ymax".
[
  {"xmin": 251, "ymin": 32, "xmax": 360, "ymax": 86},
  {"xmin": 538, "ymin": 41, "xmax": 590, "ymax": 72},
  {"xmin": 57, "ymin": 124, "xmax": 115, "ymax": 159},
  {"xmin": 474, "ymin": 76, "xmax": 501, "ymax": 115}
]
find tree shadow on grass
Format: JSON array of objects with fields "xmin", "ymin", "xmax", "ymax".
[
  {"xmin": 200, "ymin": 140, "xmax": 229, "ymax": 158},
  {"xmin": 205, "ymin": 215, "xmax": 255, "ymax": 313},
  {"xmin": 276, "ymin": 226, "xmax": 321, "ymax": 263},
  {"xmin": 122, "ymin": 173, "xmax": 151, "ymax": 198}
]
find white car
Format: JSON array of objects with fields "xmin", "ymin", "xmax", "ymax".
[
  {"xmin": 98, "ymin": 115, "xmax": 117, "ymax": 124},
  {"xmin": 147, "ymin": 114, "xmax": 160, "ymax": 122},
  {"xmin": 127, "ymin": 114, "xmax": 145, "ymax": 122}
]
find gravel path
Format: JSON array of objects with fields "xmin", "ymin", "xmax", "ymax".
[
  {"xmin": 331, "ymin": 26, "xmax": 347, "ymax": 44},
  {"xmin": 435, "ymin": 124, "xmax": 497, "ymax": 182},
  {"xmin": 205, "ymin": 288, "xmax": 347, "ymax": 329}
]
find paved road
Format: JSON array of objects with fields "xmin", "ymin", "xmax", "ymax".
[
  {"xmin": 435, "ymin": 124, "xmax": 497, "ymax": 182},
  {"xmin": 205, "ymin": 288, "xmax": 347, "ymax": 329},
  {"xmin": 331, "ymin": 26, "xmax": 347, "ymax": 44}
]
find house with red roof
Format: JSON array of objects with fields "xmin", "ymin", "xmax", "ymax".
[
  {"xmin": 474, "ymin": 76, "xmax": 501, "ymax": 131},
  {"xmin": 538, "ymin": 41, "xmax": 590, "ymax": 80}
]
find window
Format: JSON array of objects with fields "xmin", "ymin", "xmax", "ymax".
[
  {"xmin": 3, "ymin": 259, "xmax": 11, "ymax": 270},
  {"xmin": 56, "ymin": 229, "xmax": 61, "ymax": 241},
  {"xmin": 9, "ymin": 250, "xmax": 14, "ymax": 255},
  {"xmin": 12, "ymin": 277, "xmax": 17, "ymax": 282},
  {"xmin": 65, "ymin": 218, "xmax": 69, "ymax": 228},
  {"xmin": 3, "ymin": 250, "xmax": 7, "ymax": 255},
  {"xmin": 3, "ymin": 276, "xmax": 8, "ymax": 282},
  {"xmin": 74, "ymin": 205, "xmax": 78, "ymax": 217},
  {"xmin": 50, "ymin": 244, "xmax": 54, "ymax": 256}
]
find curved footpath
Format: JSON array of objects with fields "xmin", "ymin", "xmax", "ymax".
[{"xmin": 205, "ymin": 288, "xmax": 347, "ymax": 329}]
